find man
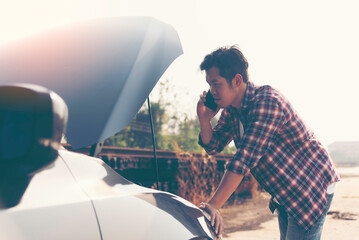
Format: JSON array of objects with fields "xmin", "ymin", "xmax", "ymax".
[{"xmin": 197, "ymin": 45, "xmax": 340, "ymax": 239}]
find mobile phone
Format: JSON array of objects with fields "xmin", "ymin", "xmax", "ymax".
[{"xmin": 204, "ymin": 90, "xmax": 218, "ymax": 111}]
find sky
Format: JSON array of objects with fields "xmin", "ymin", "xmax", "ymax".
[{"xmin": 0, "ymin": 0, "xmax": 358, "ymax": 145}]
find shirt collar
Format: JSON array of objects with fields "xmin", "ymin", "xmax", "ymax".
[
  {"xmin": 228, "ymin": 81, "xmax": 256, "ymax": 113},
  {"xmin": 241, "ymin": 81, "xmax": 256, "ymax": 111}
]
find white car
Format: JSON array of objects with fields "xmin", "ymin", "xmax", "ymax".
[{"xmin": 0, "ymin": 17, "xmax": 218, "ymax": 240}]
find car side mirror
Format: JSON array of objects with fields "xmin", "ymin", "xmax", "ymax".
[{"xmin": 0, "ymin": 84, "xmax": 68, "ymax": 208}]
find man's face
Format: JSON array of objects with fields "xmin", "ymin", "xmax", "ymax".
[{"xmin": 206, "ymin": 67, "xmax": 237, "ymax": 108}]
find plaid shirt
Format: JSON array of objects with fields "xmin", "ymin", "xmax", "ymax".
[{"xmin": 199, "ymin": 81, "xmax": 340, "ymax": 230}]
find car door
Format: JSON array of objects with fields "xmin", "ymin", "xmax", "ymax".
[{"xmin": 0, "ymin": 156, "xmax": 101, "ymax": 240}]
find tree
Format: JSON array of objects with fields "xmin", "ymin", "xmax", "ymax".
[
  {"xmin": 159, "ymin": 116, "xmax": 202, "ymax": 152},
  {"xmin": 104, "ymin": 101, "xmax": 166, "ymax": 149},
  {"xmin": 104, "ymin": 78, "xmax": 237, "ymax": 154}
]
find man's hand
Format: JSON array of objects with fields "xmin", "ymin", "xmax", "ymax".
[
  {"xmin": 199, "ymin": 171, "xmax": 244, "ymax": 237},
  {"xmin": 199, "ymin": 202, "xmax": 224, "ymax": 237},
  {"xmin": 197, "ymin": 91, "xmax": 219, "ymax": 122}
]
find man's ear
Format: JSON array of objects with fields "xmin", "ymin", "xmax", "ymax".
[{"xmin": 232, "ymin": 74, "xmax": 243, "ymax": 88}]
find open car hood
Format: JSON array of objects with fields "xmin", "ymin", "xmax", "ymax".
[{"xmin": 0, "ymin": 16, "xmax": 183, "ymax": 149}]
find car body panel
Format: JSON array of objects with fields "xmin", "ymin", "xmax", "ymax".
[
  {"xmin": 0, "ymin": 156, "xmax": 101, "ymax": 240},
  {"xmin": 0, "ymin": 148, "xmax": 216, "ymax": 239},
  {"xmin": 59, "ymin": 149, "xmax": 214, "ymax": 239}
]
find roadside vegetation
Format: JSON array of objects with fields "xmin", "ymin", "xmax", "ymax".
[{"xmin": 102, "ymin": 79, "xmax": 256, "ymax": 204}]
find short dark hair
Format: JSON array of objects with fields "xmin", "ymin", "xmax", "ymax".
[{"xmin": 200, "ymin": 45, "xmax": 249, "ymax": 84}]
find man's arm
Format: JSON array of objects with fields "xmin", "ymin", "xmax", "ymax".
[
  {"xmin": 197, "ymin": 92, "xmax": 233, "ymax": 154},
  {"xmin": 197, "ymin": 92, "xmax": 240, "ymax": 236},
  {"xmin": 199, "ymin": 118, "xmax": 213, "ymax": 145},
  {"xmin": 200, "ymin": 171, "xmax": 244, "ymax": 236},
  {"xmin": 226, "ymin": 98, "xmax": 285, "ymax": 175},
  {"xmin": 208, "ymin": 171, "xmax": 244, "ymax": 209}
]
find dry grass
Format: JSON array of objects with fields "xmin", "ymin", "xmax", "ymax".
[
  {"xmin": 176, "ymin": 153, "xmax": 223, "ymax": 206},
  {"xmin": 175, "ymin": 151, "xmax": 259, "ymax": 206}
]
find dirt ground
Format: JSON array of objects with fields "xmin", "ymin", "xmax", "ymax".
[{"xmin": 220, "ymin": 167, "xmax": 359, "ymax": 240}]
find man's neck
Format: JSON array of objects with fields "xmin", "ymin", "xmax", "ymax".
[{"xmin": 231, "ymin": 82, "xmax": 247, "ymax": 109}]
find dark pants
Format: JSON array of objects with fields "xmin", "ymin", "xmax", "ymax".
[{"xmin": 272, "ymin": 194, "xmax": 334, "ymax": 240}]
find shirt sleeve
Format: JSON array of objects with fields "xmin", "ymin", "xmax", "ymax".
[
  {"xmin": 198, "ymin": 109, "xmax": 233, "ymax": 155},
  {"xmin": 226, "ymin": 98, "xmax": 286, "ymax": 175}
]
